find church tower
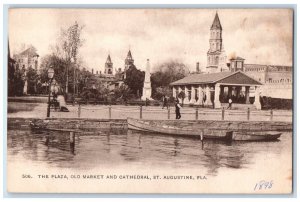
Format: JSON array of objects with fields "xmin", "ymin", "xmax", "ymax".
[
  {"xmin": 206, "ymin": 12, "xmax": 227, "ymax": 73},
  {"xmin": 124, "ymin": 50, "xmax": 134, "ymax": 79},
  {"xmin": 104, "ymin": 54, "xmax": 114, "ymax": 77}
]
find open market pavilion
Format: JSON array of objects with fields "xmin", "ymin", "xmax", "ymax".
[{"xmin": 170, "ymin": 71, "xmax": 262, "ymax": 109}]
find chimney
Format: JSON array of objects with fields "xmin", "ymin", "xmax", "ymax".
[
  {"xmin": 196, "ymin": 62, "xmax": 200, "ymax": 73},
  {"xmin": 92, "ymin": 68, "xmax": 94, "ymax": 74}
]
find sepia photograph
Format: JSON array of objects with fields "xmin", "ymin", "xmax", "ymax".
[{"xmin": 6, "ymin": 7, "xmax": 293, "ymax": 194}]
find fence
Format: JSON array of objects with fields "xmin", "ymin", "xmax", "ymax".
[{"xmin": 74, "ymin": 104, "xmax": 292, "ymax": 122}]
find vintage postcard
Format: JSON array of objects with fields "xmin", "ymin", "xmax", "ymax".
[{"xmin": 6, "ymin": 8, "xmax": 293, "ymax": 194}]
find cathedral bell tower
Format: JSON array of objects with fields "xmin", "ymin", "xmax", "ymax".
[
  {"xmin": 104, "ymin": 54, "xmax": 114, "ymax": 77},
  {"xmin": 124, "ymin": 50, "xmax": 134, "ymax": 79},
  {"xmin": 206, "ymin": 12, "xmax": 227, "ymax": 73}
]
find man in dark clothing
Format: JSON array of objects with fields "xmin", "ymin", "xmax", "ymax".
[
  {"xmin": 162, "ymin": 95, "xmax": 168, "ymax": 109},
  {"xmin": 175, "ymin": 100, "xmax": 182, "ymax": 119}
]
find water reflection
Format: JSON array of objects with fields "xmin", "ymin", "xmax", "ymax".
[{"xmin": 7, "ymin": 129, "xmax": 291, "ymax": 176}]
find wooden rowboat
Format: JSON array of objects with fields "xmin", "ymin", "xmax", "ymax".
[
  {"xmin": 127, "ymin": 118, "xmax": 233, "ymax": 140},
  {"xmin": 127, "ymin": 118, "xmax": 282, "ymax": 141}
]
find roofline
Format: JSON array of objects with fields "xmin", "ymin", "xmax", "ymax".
[
  {"xmin": 170, "ymin": 70, "xmax": 263, "ymax": 86},
  {"xmin": 215, "ymin": 70, "xmax": 263, "ymax": 85},
  {"xmin": 170, "ymin": 81, "xmax": 215, "ymax": 86},
  {"xmin": 237, "ymin": 70, "xmax": 263, "ymax": 85},
  {"xmin": 244, "ymin": 64, "xmax": 292, "ymax": 68}
]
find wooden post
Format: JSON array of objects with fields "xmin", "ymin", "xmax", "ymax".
[
  {"xmin": 195, "ymin": 108, "xmax": 199, "ymax": 120},
  {"xmin": 70, "ymin": 131, "xmax": 75, "ymax": 154},
  {"xmin": 78, "ymin": 103, "xmax": 81, "ymax": 118},
  {"xmin": 70, "ymin": 131, "xmax": 75, "ymax": 144},
  {"xmin": 247, "ymin": 107, "xmax": 250, "ymax": 120},
  {"xmin": 222, "ymin": 107, "xmax": 225, "ymax": 120},
  {"xmin": 270, "ymin": 109, "xmax": 273, "ymax": 121},
  {"xmin": 109, "ymin": 105, "xmax": 112, "ymax": 119},
  {"xmin": 168, "ymin": 108, "xmax": 170, "ymax": 119},
  {"xmin": 200, "ymin": 129, "xmax": 204, "ymax": 150},
  {"xmin": 140, "ymin": 105, "xmax": 143, "ymax": 119}
]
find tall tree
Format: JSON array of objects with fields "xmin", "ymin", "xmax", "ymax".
[
  {"xmin": 53, "ymin": 21, "xmax": 84, "ymax": 93},
  {"xmin": 124, "ymin": 64, "xmax": 145, "ymax": 98},
  {"xmin": 39, "ymin": 54, "xmax": 68, "ymax": 88},
  {"xmin": 151, "ymin": 60, "xmax": 189, "ymax": 99},
  {"xmin": 26, "ymin": 66, "xmax": 39, "ymax": 94}
]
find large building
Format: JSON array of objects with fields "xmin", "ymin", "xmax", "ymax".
[
  {"xmin": 13, "ymin": 47, "xmax": 39, "ymax": 71},
  {"xmin": 244, "ymin": 64, "xmax": 292, "ymax": 99},
  {"xmin": 88, "ymin": 50, "xmax": 135, "ymax": 91},
  {"xmin": 13, "ymin": 46, "xmax": 39, "ymax": 94},
  {"xmin": 170, "ymin": 11, "xmax": 292, "ymax": 109}
]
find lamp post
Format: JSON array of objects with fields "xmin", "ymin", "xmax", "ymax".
[{"xmin": 47, "ymin": 67, "xmax": 55, "ymax": 118}]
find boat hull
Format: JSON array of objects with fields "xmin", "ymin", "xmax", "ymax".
[
  {"xmin": 127, "ymin": 118, "xmax": 282, "ymax": 141},
  {"xmin": 233, "ymin": 131, "xmax": 281, "ymax": 141},
  {"xmin": 128, "ymin": 118, "xmax": 233, "ymax": 140}
]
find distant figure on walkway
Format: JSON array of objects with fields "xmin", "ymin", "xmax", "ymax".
[
  {"xmin": 175, "ymin": 100, "xmax": 182, "ymax": 119},
  {"xmin": 162, "ymin": 95, "xmax": 169, "ymax": 109},
  {"xmin": 227, "ymin": 98, "xmax": 233, "ymax": 110},
  {"xmin": 57, "ymin": 93, "xmax": 69, "ymax": 112}
]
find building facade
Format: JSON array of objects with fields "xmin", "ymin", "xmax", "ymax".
[
  {"xmin": 244, "ymin": 64, "xmax": 292, "ymax": 99},
  {"xmin": 13, "ymin": 47, "xmax": 39, "ymax": 95}
]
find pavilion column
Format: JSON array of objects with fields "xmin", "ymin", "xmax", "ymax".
[
  {"xmin": 214, "ymin": 83, "xmax": 221, "ymax": 108},
  {"xmin": 195, "ymin": 85, "xmax": 203, "ymax": 105},
  {"xmin": 205, "ymin": 85, "xmax": 212, "ymax": 106},
  {"xmin": 228, "ymin": 86, "xmax": 233, "ymax": 99},
  {"xmin": 245, "ymin": 86, "xmax": 250, "ymax": 104},
  {"xmin": 253, "ymin": 86, "xmax": 261, "ymax": 110},
  {"xmin": 236, "ymin": 86, "xmax": 241, "ymax": 99},
  {"xmin": 190, "ymin": 86, "xmax": 196, "ymax": 104},
  {"xmin": 183, "ymin": 86, "xmax": 190, "ymax": 105},
  {"xmin": 178, "ymin": 86, "xmax": 182, "ymax": 103},
  {"xmin": 172, "ymin": 86, "xmax": 176, "ymax": 98},
  {"xmin": 220, "ymin": 85, "xmax": 224, "ymax": 102}
]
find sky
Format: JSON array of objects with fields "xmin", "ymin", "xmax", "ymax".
[{"xmin": 8, "ymin": 8, "xmax": 293, "ymax": 73}]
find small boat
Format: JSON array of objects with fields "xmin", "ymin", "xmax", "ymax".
[
  {"xmin": 127, "ymin": 118, "xmax": 282, "ymax": 141},
  {"xmin": 232, "ymin": 131, "xmax": 281, "ymax": 141},
  {"xmin": 127, "ymin": 118, "xmax": 233, "ymax": 141}
]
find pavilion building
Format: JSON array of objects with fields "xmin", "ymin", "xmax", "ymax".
[{"xmin": 170, "ymin": 69, "xmax": 262, "ymax": 109}]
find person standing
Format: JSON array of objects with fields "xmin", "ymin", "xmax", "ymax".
[
  {"xmin": 227, "ymin": 97, "xmax": 233, "ymax": 109},
  {"xmin": 175, "ymin": 100, "xmax": 182, "ymax": 119},
  {"xmin": 162, "ymin": 95, "xmax": 168, "ymax": 109}
]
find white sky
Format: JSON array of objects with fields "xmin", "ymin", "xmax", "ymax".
[{"xmin": 8, "ymin": 8, "xmax": 293, "ymax": 73}]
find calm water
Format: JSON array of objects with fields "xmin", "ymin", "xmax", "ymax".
[{"xmin": 7, "ymin": 129, "xmax": 292, "ymax": 176}]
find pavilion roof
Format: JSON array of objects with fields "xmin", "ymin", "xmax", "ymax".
[{"xmin": 170, "ymin": 71, "xmax": 262, "ymax": 86}]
